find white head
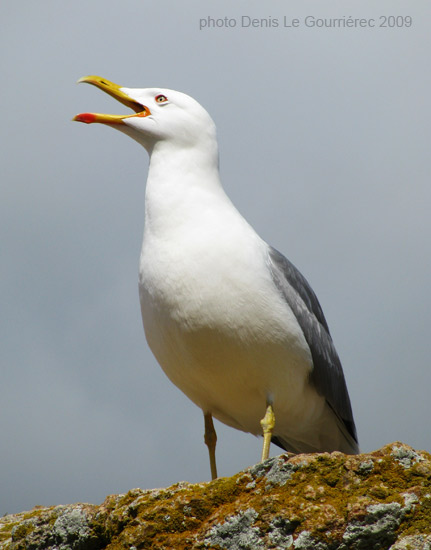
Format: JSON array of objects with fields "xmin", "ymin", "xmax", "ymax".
[{"xmin": 73, "ymin": 76, "xmax": 217, "ymax": 156}]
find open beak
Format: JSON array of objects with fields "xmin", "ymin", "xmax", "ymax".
[{"xmin": 73, "ymin": 75, "xmax": 150, "ymax": 125}]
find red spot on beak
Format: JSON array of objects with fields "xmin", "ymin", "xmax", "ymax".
[{"xmin": 74, "ymin": 113, "xmax": 97, "ymax": 124}]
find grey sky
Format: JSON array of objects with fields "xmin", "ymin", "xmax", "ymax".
[{"xmin": 1, "ymin": 0, "xmax": 430, "ymax": 516}]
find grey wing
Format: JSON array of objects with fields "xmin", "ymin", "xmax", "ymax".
[{"xmin": 268, "ymin": 246, "xmax": 358, "ymax": 447}]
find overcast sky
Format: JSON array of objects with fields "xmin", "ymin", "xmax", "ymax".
[{"xmin": 1, "ymin": 0, "xmax": 430, "ymax": 516}]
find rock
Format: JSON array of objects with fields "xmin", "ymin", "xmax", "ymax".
[{"xmin": 1, "ymin": 442, "xmax": 430, "ymax": 550}]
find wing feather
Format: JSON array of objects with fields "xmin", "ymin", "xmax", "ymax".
[{"xmin": 268, "ymin": 246, "xmax": 358, "ymax": 446}]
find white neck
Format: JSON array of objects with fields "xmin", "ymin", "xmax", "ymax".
[{"xmin": 143, "ymin": 139, "xmax": 233, "ymax": 238}]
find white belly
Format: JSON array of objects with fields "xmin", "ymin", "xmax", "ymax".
[{"xmin": 138, "ymin": 225, "xmax": 323, "ymax": 439}]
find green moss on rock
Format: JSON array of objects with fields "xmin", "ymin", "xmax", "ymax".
[{"xmin": 1, "ymin": 442, "xmax": 430, "ymax": 550}]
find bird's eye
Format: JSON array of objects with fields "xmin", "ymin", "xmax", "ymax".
[{"xmin": 155, "ymin": 94, "xmax": 168, "ymax": 103}]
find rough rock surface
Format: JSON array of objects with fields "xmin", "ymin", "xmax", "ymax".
[{"xmin": 1, "ymin": 443, "xmax": 430, "ymax": 550}]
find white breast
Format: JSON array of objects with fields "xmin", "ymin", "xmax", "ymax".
[{"xmin": 138, "ymin": 193, "xmax": 317, "ymax": 435}]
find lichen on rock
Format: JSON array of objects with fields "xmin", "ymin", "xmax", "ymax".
[
  {"xmin": 204, "ymin": 508, "xmax": 263, "ymax": 549},
  {"xmin": 1, "ymin": 442, "xmax": 430, "ymax": 550}
]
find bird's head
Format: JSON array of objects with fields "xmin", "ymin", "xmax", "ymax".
[{"xmin": 73, "ymin": 76, "xmax": 217, "ymax": 154}]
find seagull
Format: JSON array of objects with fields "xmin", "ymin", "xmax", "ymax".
[{"xmin": 74, "ymin": 76, "xmax": 359, "ymax": 479}]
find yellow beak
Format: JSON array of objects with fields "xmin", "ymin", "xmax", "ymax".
[{"xmin": 73, "ymin": 75, "xmax": 150, "ymax": 125}]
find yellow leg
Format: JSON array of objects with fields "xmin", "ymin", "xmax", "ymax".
[
  {"xmin": 204, "ymin": 412, "xmax": 218, "ymax": 480},
  {"xmin": 260, "ymin": 404, "xmax": 275, "ymax": 462}
]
